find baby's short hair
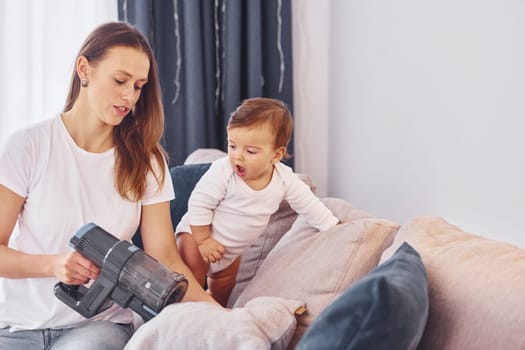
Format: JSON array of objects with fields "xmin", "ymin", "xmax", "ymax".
[{"xmin": 228, "ymin": 97, "xmax": 293, "ymax": 156}]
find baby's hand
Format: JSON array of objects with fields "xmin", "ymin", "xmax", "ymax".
[{"xmin": 198, "ymin": 238, "xmax": 225, "ymax": 264}]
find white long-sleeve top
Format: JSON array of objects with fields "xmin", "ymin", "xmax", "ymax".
[{"xmin": 176, "ymin": 157, "xmax": 338, "ymax": 273}]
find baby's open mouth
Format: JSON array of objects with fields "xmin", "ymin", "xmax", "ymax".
[{"xmin": 236, "ymin": 165, "xmax": 246, "ymax": 176}]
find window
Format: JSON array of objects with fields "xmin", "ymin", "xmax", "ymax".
[{"xmin": 0, "ymin": 0, "xmax": 117, "ymax": 144}]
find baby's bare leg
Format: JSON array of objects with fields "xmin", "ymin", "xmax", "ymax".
[
  {"xmin": 177, "ymin": 232, "xmax": 208, "ymax": 287},
  {"xmin": 208, "ymin": 257, "xmax": 240, "ymax": 306}
]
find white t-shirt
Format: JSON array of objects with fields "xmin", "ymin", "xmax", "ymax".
[
  {"xmin": 176, "ymin": 157, "xmax": 338, "ymax": 273},
  {"xmin": 0, "ymin": 115, "xmax": 174, "ymax": 331}
]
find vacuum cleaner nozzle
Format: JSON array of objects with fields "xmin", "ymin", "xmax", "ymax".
[{"xmin": 54, "ymin": 223, "xmax": 188, "ymax": 321}]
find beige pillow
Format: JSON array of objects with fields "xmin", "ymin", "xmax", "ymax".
[
  {"xmin": 125, "ymin": 296, "xmax": 305, "ymax": 350},
  {"xmin": 228, "ymin": 173, "xmax": 322, "ymax": 305},
  {"xmin": 228, "ymin": 200, "xmax": 299, "ymax": 306},
  {"xmin": 183, "ymin": 148, "xmax": 227, "ymax": 164},
  {"xmin": 380, "ymin": 216, "xmax": 525, "ymax": 350},
  {"xmin": 234, "ymin": 198, "xmax": 400, "ymax": 348}
]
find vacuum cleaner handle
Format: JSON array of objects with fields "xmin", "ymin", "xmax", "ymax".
[{"xmin": 54, "ymin": 277, "xmax": 114, "ymax": 318}]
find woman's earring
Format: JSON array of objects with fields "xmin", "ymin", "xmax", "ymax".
[{"xmin": 81, "ymin": 79, "xmax": 89, "ymax": 88}]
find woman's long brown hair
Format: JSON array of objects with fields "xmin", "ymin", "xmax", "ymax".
[{"xmin": 63, "ymin": 22, "xmax": 166, "ymax": 201}]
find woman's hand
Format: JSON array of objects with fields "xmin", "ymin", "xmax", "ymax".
[
  {"xmin": 197, "ymin": 238, "xmax": 225, "ymax": 264},
  {"xmin": 52, "ymin": 251, "xmax": 100, "ymax": 285}
]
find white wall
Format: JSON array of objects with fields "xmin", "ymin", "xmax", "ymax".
[
  {"xmin": 294, "ymin": 1, "xmax": 525, "ymax": 247},
  {"xmin": 291, "ymin": 0, "xmax": 331, "ymax": 197}
]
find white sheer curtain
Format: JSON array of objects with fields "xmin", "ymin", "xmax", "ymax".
[{"xmin": 0, "ymin": 0, "xmax": 117, "ymax": 144}]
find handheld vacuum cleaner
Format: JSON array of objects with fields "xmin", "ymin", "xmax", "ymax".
[{"xmin": 54, "ymin": 223, "xmax": 188, "ymax": 321}]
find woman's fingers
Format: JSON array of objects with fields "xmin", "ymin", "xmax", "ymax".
[
  {"xmin": 54, "ymin": 251, "xmax": 100, "ymax": 284},
  {"xmin": 73, "ymin": 252, "xmax": 100, "ymax": 279}
]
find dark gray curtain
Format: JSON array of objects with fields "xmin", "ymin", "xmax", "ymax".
[{"xmin": 117, "ymin": 0, "xmax": 294, "ymax": 167}]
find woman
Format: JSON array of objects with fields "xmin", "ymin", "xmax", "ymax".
[{"xmin": 0, "ymin": 22, "xmax": 215, "ymax": 349}]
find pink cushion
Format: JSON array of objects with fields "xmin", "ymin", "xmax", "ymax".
[
  {"xmin": 125, "ymin": 296, "xmax": 305, "ymax": 350},
  {"xmin": 234, "ymin": 198, "xmax": 400, "ymax": 348},
  {"xmin": 380, "ymin": 216, "xmax": 525, "ymax": 350}
]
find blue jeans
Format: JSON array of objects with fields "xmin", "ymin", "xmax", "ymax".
[{"xmin": 0, "ymin": 321, "xmax": 133, "ymax": 350}]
